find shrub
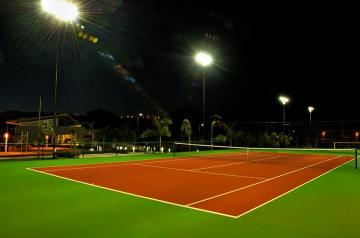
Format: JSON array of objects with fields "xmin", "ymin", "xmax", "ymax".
[{"xmin": 56, "ymin": 151, "xmax": 81, "ymax": 158}]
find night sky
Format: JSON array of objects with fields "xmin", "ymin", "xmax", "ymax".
[{"xmin": 0, "ymin": 0, "xmax": 357, "ymax": 122}]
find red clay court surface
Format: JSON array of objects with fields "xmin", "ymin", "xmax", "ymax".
[{"xmin": 29, "ymin": 152, "xmax": 354, "ymax": 218}]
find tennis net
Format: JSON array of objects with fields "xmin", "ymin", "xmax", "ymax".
[{"xmin": 173, "ymin": 142, "xmax": 358, "ymax": 168}]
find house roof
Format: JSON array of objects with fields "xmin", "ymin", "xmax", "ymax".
[{"xmin": 5, "ymin": 113, "xmax": 77, "ymax": 126}]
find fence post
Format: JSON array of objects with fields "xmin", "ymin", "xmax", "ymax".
[{"xmin": 172, "ymin": 141, "xmax": 176, "ymax": 157}]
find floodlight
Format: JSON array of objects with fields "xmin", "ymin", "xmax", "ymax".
[
  {"xmin": 41, "ymin": 0, "xmax": 79, "ymax": 22},
  {"xmin": 279, "ymin": 96, "xmax": 290, "ymax": 105},
  {"xmin": 308, "ymin": 106, "xmax": 314, "ymax": 113},
  {"xmin": 195, "ymin": 52, "xmax": 213, "ymax": 67}
]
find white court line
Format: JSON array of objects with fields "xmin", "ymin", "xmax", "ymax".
[
  {"xmin": 233, "ymin": 156, "xmax": 353, "ymax": 218},
  {"xmin": 137, "ymin": 152, "xmax": 267, "ymax": 165},
  {"xmin": 42, "ymin": 163, "xmax": 135, "ymax": 172},
  {"xmin": 187, "ymin": 155, "xmax": 344, "ymax": 206},
  {"xmin": 26, "ymin": 155, "xmax": 353, "ymax": 219},
  {"xmin": 38, "ymin": 152, "xmax": 265, "ymax": 172},
  {"xmin": 193, "ymin": 155, "xmax": 282, "ymax": 171},
  {"xmin": 193, "ymin": 153, "xmax": 339, "ymax": 171},
  {"xmin": 136, "ymin": 163, "xmax": 267, "ymax": 180},
  {"xmin": 28, "ymin": 154, "xmax": 219, "ymax": 170},
  {"xmin": 26, "ymin": 168, "xmax": 237, "ymax": 219}
]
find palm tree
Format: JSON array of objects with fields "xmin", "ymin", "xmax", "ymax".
[
  {"xmin": 41, "ymin": 120, "xmax": 55, "ymax": 140},
  {"xmin": 221, "ymin": 122, "xmax": 236, "ymax": 146},
  {"xmin": 210, "ymin": 120, "xmax": 216, "ymax": 146},
  {"xmin": 181, "ymin": 119, "xmax": 192, "ymax": 150},
  {"xmin": 269, "ymin": 132, "xmax": 280, "ymax": 148},
  {"xmin": 279, "ymin": 132, "xmax": 293, "ymax": 148},
  {"xmin": 141, "ymin": 116, "xmax": 172, "ymax": 149}
]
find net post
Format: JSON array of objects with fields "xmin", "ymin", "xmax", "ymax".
[{"xmin": 355, "ymin": 148, "xmax": 358, "ymax": 169}]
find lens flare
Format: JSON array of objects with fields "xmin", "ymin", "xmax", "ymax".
[{"xmin": 41, "ymin": 0, "xmax": 79, "ymax": 22}]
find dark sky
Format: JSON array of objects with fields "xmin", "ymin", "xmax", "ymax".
[{"xmin": 0, "ymin": 0, "xmax": 357, "ymax": 122}]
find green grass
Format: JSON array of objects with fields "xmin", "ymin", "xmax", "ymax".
[{"xmin": 0, "ymin": 151, "xmax": 359, "ymax": 238}]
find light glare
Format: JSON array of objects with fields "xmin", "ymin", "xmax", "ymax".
[
  {"xmin": 308, "ymin": 106, "xmax": 314, "ymax": 113},
  {"xmin": 279, "ymin": 96, "xmax": 290, "ymax": 105},
  {"xmin": 195, "ymin": 52, "xmax": 213, "ymax": 67},
  {"xmin": 41, "ymin": 0, "xmax": 79, "ymax": 22}
]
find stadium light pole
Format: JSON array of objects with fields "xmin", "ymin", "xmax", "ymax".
[
  {"xmin": 308, "ymin": 106, "xmax": 314, "ymax": 146},
  {"xmin": 40, "ymin": 0, "xmax": 79, "ymax": 159},
  {"xmin": 137, "ymin": 113, "xmax": 143, "ymax": 134},
  {"xmin": 195, "ymin": 52, "xmax": 213, "ymax": 141},
  {"xmin": 279, "ymin": 96, "xmax": 290, "ymax": 132}
]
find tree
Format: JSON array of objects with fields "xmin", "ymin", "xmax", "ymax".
[
  {"xmin": 232, "ymin": 130, "xmax": 246, "ymax": 146},
  {"xmin": 269, "ymin": 132, "xmax": 280, "ymax": 148},
  {"xmin": 141, "ymin": 116, "xmax": 172, "ymax": 149},
  {"xmin": 213, "ymin": 134, "xmax": 227, "ymax": 143},
  {"xmin": 279, "ymin": 132, "xmax": 293, "ymax": 148},
  {"xmin": 40, "ymin": 120, "xmax": 55, "ymax": 138},
  {"xmin": 220, "ymin": 122, "xmax": 236, "ymax": 146},
  {"xmin": 181, "ymin": 119, "xmax": 192, "ymax": 145}
]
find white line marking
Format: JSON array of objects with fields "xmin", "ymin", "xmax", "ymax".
[
  {"xmin": 38, "ymin": 153, "xmax": 264, "ymax": 172},
  {"xmin": 29, "ymin": 154, "xmax": 209, "ymax": 170},
  {"xmin": 29, "ymin": 157, "xmax": 164, "ymax": 169},
  {"xmin": 135, "ymin": 163, "xmax": 267, "ymax": 180},
  {"xmin": 26, "ymin": 155, "xmax": 354, "ymax": 219},
  {"xmin": 234, "ymin": 157, "xmax": 354, "ymax": 218},
  {"xmin": 137, "ymin": 152, "xmax": 264, "ymax": 165},
  {"xmin": 26, "ymin": 168, "xmax": 237, "ymax": 219},
  {"xmin": 187, "ymin": 155, "xmax": 344, "ymax": 206},
  {"xmin": 42, "ymin": 163, "xmax": 134, "ymax": 172},
  {"xmin": 193, "ymin": 155, "xmax": 282, "ymax": 171}
]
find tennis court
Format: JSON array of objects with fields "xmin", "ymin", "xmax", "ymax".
[{"xmin": 29, "ymin": 146, "xmax": 355, "ymax": 218}]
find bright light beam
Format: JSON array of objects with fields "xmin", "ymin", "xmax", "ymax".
[
  {"xmin": 41, "ymin": 0, "xmax": 79, "ymax": 22},
  {"xmin": 195, "ymin": 52, "xmax": 213, "ymax": 67}
]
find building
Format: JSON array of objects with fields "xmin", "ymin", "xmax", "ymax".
[{"xmin": 5, "ymin": 113, "xmax": 92, "ymax": 145}]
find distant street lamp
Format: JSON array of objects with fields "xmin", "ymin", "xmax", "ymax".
[
  {"xmin": 308, "ymin": 106, "xmax": 315, "ymax": 145},
  {"xmin": 195, "ymin": 52, "xmax": 213, "ymax": 140},
  {"xmin": 279, "ymin": 96, "xmax": 290, "ymax": 131},
  {"xmin": 321, "ymin": 131, "xmax": 326, "ymax": 141},
  {"xmin": 40, "ymin": 0, "xmax": 79, "ymax": 158},
  {"xmin": 4, "ymin": 132, "xmax": 9, "ymax": 153},
  {"xmin": 355, "ymin": 132, "xmax": 359, "ymax": 143}
]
